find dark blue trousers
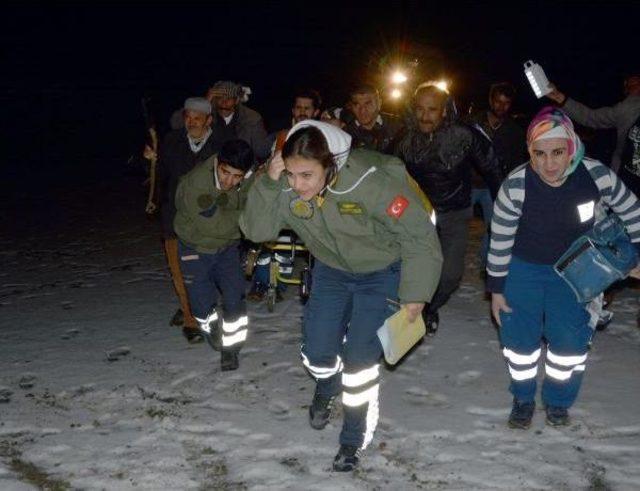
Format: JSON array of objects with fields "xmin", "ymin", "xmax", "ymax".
[
  {"xmin": 500, "ymin": 256, "xmax": 593, "ymax": 408},
  {"xmin": 301, "ymin": 260, "xmax": 400, "ymax": 449},
  {"xmin": 178, "ymin": 241, "xmax": 247, "ymax": 350}
]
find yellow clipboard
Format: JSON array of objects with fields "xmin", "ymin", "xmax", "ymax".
[{"xmin": 377, "ymin": 308, "xmax": 426, "ymax": 365}]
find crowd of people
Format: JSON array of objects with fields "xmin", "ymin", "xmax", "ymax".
[{"xmin": 143, "ymin": 74, "xmax": 640, "ymax": 472}]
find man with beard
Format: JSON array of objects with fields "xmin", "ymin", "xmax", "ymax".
[
  {"xmin": 467, "ymin": 82, "xmax": 527, "ymax": 266},
  {"xmin": 396, "ymin": 83, "xmax": 502, "ymax": 335},
  {"xmin": 344, "ymin": 84, "xmax": 402, "ymax": 154}
]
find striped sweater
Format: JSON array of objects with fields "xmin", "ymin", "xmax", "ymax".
[{"xmin": 486, "ymin": 158, "xmax": 640, "ymax": 293}]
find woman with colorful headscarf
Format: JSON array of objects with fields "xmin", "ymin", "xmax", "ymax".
[{"xmin": 486, "ymin": 107, "xmax": 640, "ymax": 429}]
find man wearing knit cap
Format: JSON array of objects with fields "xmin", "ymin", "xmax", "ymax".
[
  {"xmin": 207, "ymin": 80, "xmax": 271, "ymax": 160},
  {"xmin": 144, "ymin": 97, "xmax": 218, "ymax": 342}
]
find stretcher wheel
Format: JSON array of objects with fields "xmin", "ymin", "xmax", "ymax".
[{"xmin": 266, "ymin": 287, "xmax": 276, "ymax": 312}]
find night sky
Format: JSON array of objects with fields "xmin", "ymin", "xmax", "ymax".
[{"xmin": 2, "ymin": 2, "xmax": 638, "ymax": 176}]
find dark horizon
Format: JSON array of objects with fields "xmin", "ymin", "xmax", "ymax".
[{"xmin": 2, "ymin": 2, "xmax": 638, "ymax": 176}]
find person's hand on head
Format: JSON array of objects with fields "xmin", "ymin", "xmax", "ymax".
[{"xmin": 267, "ymin": 151, "xmax": 286, "ymax": 181}]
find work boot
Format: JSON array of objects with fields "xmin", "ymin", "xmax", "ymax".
[
  {"xmin": 508, "ymin": 399, "xmax": 535, "ymax": 429},
  {"xmin": 545, "ymin": 406, "xmax": 570, "ymax": 426},
  {"xmin": 182, "ymin": 326, "xmax": 203, "ymax": 344},
  {"xmin": 170, "ymin": 309, "xmax": 184, "ymax": 327},
  {"xmin": 332, "ymin": 445, "xmax": 360, "ymax": 472},
  {"xmin": 221, "ymin": 350, "xmax": 239, "ymax": 371},
  {"xmin": 424, "ymin": 311, "xmax": 439, "ymax": 337},
  {"xmin": 247, "ymin": 283, "xmax": 267, "ymax": 302},
  {"xmin": 309, "ymin": 389, "xmax": 336, "ymax": 430},
  {"xmin": 200, "ymin": 319, "xmax": 222, "ymax": 352}
]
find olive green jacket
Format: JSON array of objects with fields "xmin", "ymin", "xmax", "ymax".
[
  {"xmin": 239, "ymin": 149, "xmax": 442, "ymax": 302},
  {"xmin": 174, "ymin": 156, "xmax": 253, "ymax": 254}
]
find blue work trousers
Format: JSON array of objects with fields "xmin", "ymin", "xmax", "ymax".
[
  {"xmin": 178, "ymin": 241, "xmax": 247, "ymax": 348},
  {"xmin": 301, "ymin": 260, "xmax": 400, "ymax": 449},
  {"xmin": 500, "ymin": 256, "xmax": 593, "ymax": 408}
]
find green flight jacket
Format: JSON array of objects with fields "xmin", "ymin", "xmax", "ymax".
[
  {"xmin": 239, "ymin": 149, "xmax": 443, "ymax": 302},
  {"xmin": 174, "ymin": 156, "xmax": 253, "ymax": 254}
]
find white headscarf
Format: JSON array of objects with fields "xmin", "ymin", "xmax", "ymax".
[{"xmin": 286, "ymin": 120, "xmax": 352, "ymax": 169}]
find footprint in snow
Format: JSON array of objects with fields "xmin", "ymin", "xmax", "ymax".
[
  {"xmin": 18, "ymin": 374, "xmax": 37, "ymax": 389},
  {"xmin": 106, "ymin": 346, "xmax": 131, "ymax": 362},
  {"xmin": 456, "ymin": 370, "xmax": 482, "ymax": 386},
  {"xmin": 61, "ymin": 328, "xmax": 80, "ymax": 340},
  {"xmin": 268, "ymin": 400, "xmax": 292, "ymax": 419},
  {"xmin": 0, "ymin": 387, "xmax": 13, "ymax": 403},
  {"xmin": 404, "ymin": 387, "xmax": 449, "ymax": 406}
]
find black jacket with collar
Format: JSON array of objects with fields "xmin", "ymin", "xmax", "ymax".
[{"xmin": 395, "ymin": 115, "xmax": 502, "ymax": 213}]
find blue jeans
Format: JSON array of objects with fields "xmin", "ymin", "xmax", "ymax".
[
  {"xmin": 471, "ymin": 188, "xmax": 493, "ymax": 266},
  {"xmin": 500, "ymin": 256, "xmax": 593, "ymax": 408},
  {"xmin": 301, "ymin": 260, "xmax": 400, "ymax": 449}
]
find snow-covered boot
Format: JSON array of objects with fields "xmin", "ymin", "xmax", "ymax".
[
  {"xmin": 424, "ymin": 311, "xmax": 439, "ymax": 337},
  {"xmin": 545, "ymin": 406, "xmax": 570, "ymax": 426},
  {"xmin": 332, "ymin": 445, "xmax": 360, "ymax": 472},
  {"xmin": 221, "ymin": 350, "xmax": 239, "ymax": 371},
  {"xmin": 170, "ymin": 308, "xmax": 184, "ymax": 327},
  {"xmin": 508, "ymin": 399, "xmax": 535, "ymax": 429},
  {"xmin": 309, "ymin": 389, "xmax": 336, "ymax": 430}
]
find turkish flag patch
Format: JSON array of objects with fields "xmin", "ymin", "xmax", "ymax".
[{"xmin": 386, "ymin": 195, "xmax": 409, "ymax": 218}]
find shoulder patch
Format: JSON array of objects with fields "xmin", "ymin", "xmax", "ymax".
[{"xmin": 386, "ymin": 195, "xmax": 409, "ymax": 219}]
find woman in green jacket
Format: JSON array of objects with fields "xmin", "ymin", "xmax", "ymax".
[{"xmin": 240, "ymin": 120, "xmax": 442, "ymax": 471}]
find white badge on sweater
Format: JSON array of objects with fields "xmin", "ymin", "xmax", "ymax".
[{"xmin": 577, "ymin": 200, "xmax": 595, "ymax": 223}]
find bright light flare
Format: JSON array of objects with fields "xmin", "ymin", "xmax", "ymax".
[
  {"xmin": 391, "ymin": 71, "xmax": 408, "ymax": 84},
  {"xmin": 434, "ymin": 80, "xmax": 449, "ymax": 93},
  {"xmin": 390, "ymin": 88, "xmax": 403, "ymax": 99}
]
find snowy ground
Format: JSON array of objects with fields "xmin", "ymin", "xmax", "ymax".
[{"xmin": 1, "ymin": 172, "xmax": 640, "ymax": 490}]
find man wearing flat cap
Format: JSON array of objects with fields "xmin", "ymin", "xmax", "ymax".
[
  {"xmin": 145, "ymin": 97, "xmax": 218, "ymax": 342},
  {"xmin": 207, "ymin": 80, "xmax": 271, "ymax": 160}
]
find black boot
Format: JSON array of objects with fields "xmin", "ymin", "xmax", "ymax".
[
  {"xmin": 221, "ymin": 350, "xmax": 239, "ymax": 371},
  {"xmin": 332, "ymin": 445, "xmax": 360, "ymax": 472},
  {"xmin": 508, "ymin": 399, "xmax": 535, "ymax": 429},
  {"xmin": 545, "ymin": 405, "xmax": 570, "ymax": 426},
  {"xmin": 170, "ymin": 309, "xmax": 184, "ymax": 327},
  {"xmin": 182, "ymin": 327, "xmax": 203, "ymax": 344},
  {"xmin": 423, "ymin": 311, "xmax": 439, "ymax": 337},
  {"xmin": 309, "ymin": 388, "xmax": 336, "ymax": 430}
]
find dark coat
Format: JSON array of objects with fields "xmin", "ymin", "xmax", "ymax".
[
  {"xmin": 344, "ymin": 113, "xmax": 403, "ymax": 155},
  {"xmin": 157, "ymin": 129, "xmax": 217, "ymax": 238},
  {"xmin": 395, "ymin": 117, "xmax": 502, "ymax": 213}
]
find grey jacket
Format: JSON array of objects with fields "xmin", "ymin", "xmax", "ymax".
[{"xmin": 564, "ymin": 95, "xmax": 640, "ymax": 171}]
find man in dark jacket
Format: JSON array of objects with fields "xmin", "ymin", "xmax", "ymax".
[
  {"xmin": 396, "ymin": 83, "xmax": 502, "ymax": 334},
  {"xmin": 343, "ymin": 84, "xmax": 402, "ymax": 154},
  {"xmin": 146, "ymin": 97, "xmax": 218, "ymax": 341},
  {"xmin": 467, "ymin": 82, "xmax": 527, "ymax": 266},
  {"xmin": 208, "ymin": 80, "xmax": 271, "ymax": 161}
]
